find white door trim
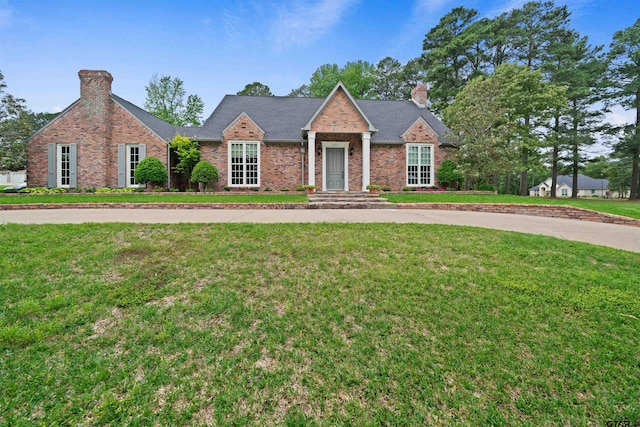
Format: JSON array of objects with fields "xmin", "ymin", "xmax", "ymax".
[{"xmin": 321, "ymin": 141, "xmax": 349, "ymax": 191}]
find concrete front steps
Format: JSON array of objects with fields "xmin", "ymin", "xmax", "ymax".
[{"xmin": 307, "ymin": 191, "xmax": 396, "ymax": 209}]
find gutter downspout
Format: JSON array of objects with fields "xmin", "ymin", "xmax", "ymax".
[
  {"xmin": 167, "ymin": 144, "xmax": 171, "ymax": 191},
  {"xmin": 301, "ymin": 142, "xmax": 306, "ymax": 186}
]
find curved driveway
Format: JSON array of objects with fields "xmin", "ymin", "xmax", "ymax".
[{"xmin": 2, "ymin": 208, "xmax": 640, "ymax": 253}]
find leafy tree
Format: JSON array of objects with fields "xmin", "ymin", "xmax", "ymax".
[
  {"xmin": 607, "ymin": 18, "xmax": 640, "ymax": 199},
  {"xmin": 402, "ymin": 58, "xmax": 427, "ymax": 94},
  {"xmin": 583, "ymin": 156, "xmax": 609, "ymax": 179},
  {"xmin": 144, "ymin": 74, "xmax": 204, "ymax": 126},
  {"xmin": 237, "ymin": 82, "xmax": 273, "ymax": 96},
  {"xmin": 308, "ymin": 64, "xmax": 341, "ymax": 98},
  {"xmin": 436, "ymin": 159, "xmax": 464, "ymax": 189},
  {"xmin": 169, "ymin": 134, "xmax": 200, "ymax": 189},
  {"xmin": 372, "ymin": 57, "xmax": 426, "ymax": 101},
  {"xmin": 444, "ymin": 71, "xmax": 519, "ymax": 187},
  {"xmin": 496, "ymin": 63, "xmax": 566, "ymax": 195},
  {"xmin": 340, "ymin": 60, "xmax": 375, "ymax": 99},
  {"xmin": 0, "ymin": 72, "xmax": 56, "ymax": 170},
  {"xmin": 372, "ymin": 57, "xmax": 405, "ymax": 100},
  {"xmin": 606, "ymin": 154, "xmax": 632, "ymax": 198},
  {"xmin": 287, "ymin": 84, "xmax": 311, "ymax": 98},
  {"xmin": 190, "ymin": 160, "xmax": 219, "ymax": 192},
  {"xmin": 134, "ymin": 157, "xmax": 168, "ymax": 187},
  {"xmin": 445, "ymin": 64, "xmax": 565, "ymax": 190},
  {"xmin": 305, "ymin": 61, "xmax": 375, "ymax": 99}
]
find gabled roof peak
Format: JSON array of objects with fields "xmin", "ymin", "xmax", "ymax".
[{"xmin": 302, "ymin": 82, "xmax": 377, "ymax": 133}]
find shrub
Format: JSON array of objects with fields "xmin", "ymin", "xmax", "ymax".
[
  {"xmin": 134, "ymin": 157, "xmax": 168, "ymax": 186},
  {"xmin": 281, "ymin": 188, "xmax": 289, "ymax": 192},
  {"xmin": 436, "ymin": 159, "xmax": 463, "ymax": 189},
  {"xmin": 169, "ymin": 134, "xmax": 200, "ymax": 189},
  {"xmin": 382, "ymin": 186, "xmax": 392, "ymax": 192},
  {"xmin": 295, "ymin": 185, "xmax": 305, "ymax": 192},
  {"xmin": 95, "ymin": 187, "xmax": 134, "ymax": 193},
  {"xmin": 190, "ymin": 160, "xmax": 219, "ymax": 192},
  {"xmin": 476, "ymin": 184, "xmax": 495, "ymax": 192},
  {"xmin": 263, "ymin": 187, "xmax": 272, "ymax": 192},
  {"xmin": 18, "ymin": 187, "xmax": 66, "ymax": 194}
]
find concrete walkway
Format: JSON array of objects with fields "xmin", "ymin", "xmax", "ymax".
[{"xmin": 2, "ymin": 208, "xmax": 640, "ymax": 253}]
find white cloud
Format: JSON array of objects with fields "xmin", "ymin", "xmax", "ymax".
[
  {"xmin": 271, "ymin": 0, "xmax": 360, "ymax": 51},
  {"xmin": 606, "ymin": 104, "xmax": 635, "ymax": 127}
]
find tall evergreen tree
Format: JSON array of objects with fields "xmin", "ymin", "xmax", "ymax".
[
  {"xmin": 544, "ymin": 30, "xmax": 607, "ymax": 198},
  {"xmin": 506, "ymin": 1, "xmax": 571, "ymax": 194},
  {"xmin": 608, "ymin": 18, "xmax": 640, "ymax": 199},
  {"xmin": 421, "ymin": 6, "xmax": 479, "ymax": 115}
]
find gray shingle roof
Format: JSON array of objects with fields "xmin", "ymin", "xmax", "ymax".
[
  {"xmin": 556, "ymin": 174, "xmax": 608, "ymax": 190},
  {"xmin": 198, "ymin": 94, "xmax": 455, "ymax": 145},
  {"xmin": 111, "ymin": 91, "xmax": 456, "ymax": 146},
  {"xmin": 111, "ymin": 94, "xmax": 179, "ymax": 141},
  {"xmin": 530, "ymin": 174, "xmax": 609, "ymax": 191}
]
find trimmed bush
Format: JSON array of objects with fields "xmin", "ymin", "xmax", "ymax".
[
  {"xmin": 436, "ymin": 159, "xmax": 463, "ymax": 189},
  {"xmin": 134, "ymin": 157, "xmax": 168, "ymax": 186},
  {"xmin": 190, "ymin": 160, "xmax": 219, "ymax": 192}
]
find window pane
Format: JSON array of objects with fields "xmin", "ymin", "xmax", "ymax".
[
  {"xmin": 230, "ymin": 142, "xmax": 259, "ymax": 185},
  {"xmin": 408, "ymin": 146, "xmax": 418, "ymax": 165},
  {"xmin": 60, "ymin": 145, "xmax": 70, "ymax": 186},
  {"xmin": 129, "ymin": 146, "xmax": 140, "ymax": 185},
  {"xmin": 421, "ymin": 146, "xmax": 430, "ymax": 165}
]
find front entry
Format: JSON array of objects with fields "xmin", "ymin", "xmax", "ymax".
[{"xmin": 325, "ymin": 148, "xmax": 345, "ymax": 190}]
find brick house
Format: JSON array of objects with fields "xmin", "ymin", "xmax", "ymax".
[{"xmin": 28, "ymin": 70, "xmax": 456, "ymax": 191}]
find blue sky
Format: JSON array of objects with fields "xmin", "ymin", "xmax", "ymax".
[{"xmin": 0, "ymin": 0, "xmax": 638, "ymax": 134}]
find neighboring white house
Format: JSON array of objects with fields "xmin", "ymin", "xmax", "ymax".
[
  {"xmin": 529, "ymin": 174, "xmax": 610, "ymax": 198},
  {"xmin": 0, "ymin": 170, "xmax": 26, "ymax": 185}
]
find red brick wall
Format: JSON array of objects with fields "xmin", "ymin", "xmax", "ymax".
[
  {"xmin": 211, "ymin": 113, "xmax": 303, "ymax": 190},
  {"xmin": 370, "ymin": 144, "xmax": 405, "ymax": 190},
  {"xmin": 262, "ymin": 143, "xmax": 303, "ymax": 190},
  {"xmin": 109, "ymin": 102, "xmax": 168, "ymax": 188},
  {"xmin": 28, "ymin": 100, "xmax": 166, "ymax": 189},
  {"xmin": 311, "ymin": 88, "xmax": 369, "ymax": 133},
  {"xmin": 367, "ymin": 119, "xmax": 455, "ymax": 191}
]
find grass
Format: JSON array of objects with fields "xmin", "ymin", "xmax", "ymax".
[
  {"xmin": 1, "ymin": 223, "xmax": 639, "ymax": 426},
  {"xmin": 0, "ymin": 193, "xmax": 308, "ymax": 204},
  {"xmin": 383, "ymin": 193, "xmax": 640, "ymax": 220}
]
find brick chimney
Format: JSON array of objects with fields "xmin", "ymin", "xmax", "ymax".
[
  {"xmin": 411, "ymin": 84, "xmax": 428, "ymax": 108},
  {"xmin": 78, "ymin": 70, "xmax": 113, "ymax": 187}
]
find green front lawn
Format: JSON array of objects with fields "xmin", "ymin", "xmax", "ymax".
[
  {"xmin": 0, "ymin": 193, "xmax": 308, "ymax": 204},
  {"xmin": 383, "ymin": 193, "xmax": 640, "ymax": 219},
  {"xmin": 1, "ymin": 223, "xmax": 638, "ymax": 425}
]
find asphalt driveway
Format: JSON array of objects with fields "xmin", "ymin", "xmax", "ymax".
[{"xmin": 2, "ymin": 208, "xmax": 640, "ymax": 253}]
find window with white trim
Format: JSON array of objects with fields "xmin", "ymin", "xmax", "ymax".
[
  {"xmin": 57, "ymin": 144, "xmax": 71, "ymax": 188},
  {"xmin": 126, "ymin": 144, "xmax": 142, "ymax": 187},
  {"xmin": 229, "ymin": 141, "xmax": 259, "ymax": 186},
  {"xmin": 406, "ymin": 144, "xmax": 433, "ymax": 186},
  {"xmin": 561, "ymin": 188, "xmax": 568, "ymax": 196}
]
